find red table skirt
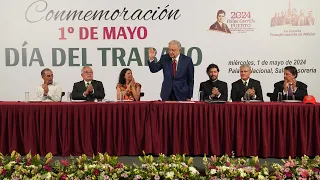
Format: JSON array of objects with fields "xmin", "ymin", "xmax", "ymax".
[{"xmin": 0, "ymin": 101, "xmax": 319, "ymax": 158}]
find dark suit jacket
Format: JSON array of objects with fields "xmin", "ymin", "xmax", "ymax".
[
  {"xmin": 271, "ymin": 80, "xmax": 307, "ymax": 101},
  {"xmin": 231, "ymin": 78, "xmax": 263, "ymax": 102},
  {"xmin": 199, "ymin": 80, "xmax": 228, "ymax": 101},
  {"xmin": 71, "ymin": 80, "xmax": 105, "ymax": 101},
  {"xmin": 148, "ymin": 53, "xmax": 194, "ymax": 101}
]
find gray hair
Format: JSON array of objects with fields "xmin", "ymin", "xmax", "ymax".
[
  {"xmin": 169, "ymin": 40, "xmax": 182, "ymax": 48},
  {"xmin": 41, "ymin": 68, "xmax": 52, "ymax": 76},
  {"xmin": 240, "ymin": 64, "xmax": 252, "ymax": 70},
  {"xmin": 81, "ymin": 66, "xmax": 92, "ymax": 74}
]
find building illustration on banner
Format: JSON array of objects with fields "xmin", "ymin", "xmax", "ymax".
[
  {"xmin": 270, "ymin": 0, "xmax": 315, "ymax": 27},
  {"xmin": 270, "ymin": 0, "xmax": 316, "ymax": 37}
]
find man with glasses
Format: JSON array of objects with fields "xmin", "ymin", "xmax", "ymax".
[
  {"xmin": 71, "ymin": 66, "xmax": 105, "ymax": 101},
  {"xmin": 147, "ymin": 40, "xmax": 194, "ymax": 101},
  {"xmin": 34, "ymin": 68, "xmax": 62, "ymax": 102}
]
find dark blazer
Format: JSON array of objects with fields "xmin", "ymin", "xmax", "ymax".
[
  {"xmin": 199, "ymin": 80, "xmax": 228, "ymax": 101},
  {"xmin": 148, "ymin": 53, "xmax": 194, "ymax": 101},
  {"xmin": 71, "ymin": 80, "xmax": 105, "ymax": 101},
  {"xmin": 231, "ymin": 78, "xmax": 263, "ymax": 102},
  {"xmin": 271, "ymin": 80, "xmax": 308, "ymax": 101}
]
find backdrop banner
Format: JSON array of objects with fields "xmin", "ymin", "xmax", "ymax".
[{"xmin": 1, "ymin": 0, "xmax": 318, "ymax": 101}]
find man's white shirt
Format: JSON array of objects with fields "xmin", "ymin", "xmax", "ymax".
[{"xmin": 34, "ymin": 82, "xmax": 62, "ymax": 102}]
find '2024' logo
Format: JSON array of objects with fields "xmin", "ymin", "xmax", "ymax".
[{"xmin": 231, "ymin": 12, "xmax": 251, "ymax": 18}]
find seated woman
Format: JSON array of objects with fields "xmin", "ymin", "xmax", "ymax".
[{"xmin": 116, "ymin": 68, "xmax": 141, "ymax": 101}]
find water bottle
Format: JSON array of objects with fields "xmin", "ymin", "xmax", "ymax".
[
  {"xmin": 198, "ymin": 91, "xmax": 204, "ymax": 101},
  {"xmin": 25, "ymin": 92, "xmax": 29, "ymax": 102}
]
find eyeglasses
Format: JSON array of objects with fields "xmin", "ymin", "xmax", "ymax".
[
  {"xmin": 83, "ymin": 71, "xmax": 93, "ymax": 74},
  {"xmin": 44, "ymin": 74, "xmax": 53, "ymax": 77}
]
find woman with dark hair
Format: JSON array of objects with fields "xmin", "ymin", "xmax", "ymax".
[{"xmin": 116, "ymin": 68, "xmax": 141, "ymax": 101}]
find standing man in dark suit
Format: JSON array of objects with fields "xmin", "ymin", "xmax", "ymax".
[
  {"xmin": 71, "ymin": 66, "xmax": 105, "ymax": 101},
  {"xmin": 199, "ymin": 64, "xmax": 228, "ymax": 101},
  {"xmin": 271, "ymin": 66, "xmax": 307, "ymax": 101},
  {"xmin": 231, "ymin": 64, "xmax": 263, "ymax": 101},
  {"xmin": 148, "ymin": 40, "xmax": 194, "ymax": 101}
]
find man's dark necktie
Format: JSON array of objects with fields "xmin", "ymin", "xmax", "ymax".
[{"xmin": 288, "ymin": 84, "xmax": 293, "ymax": 96}]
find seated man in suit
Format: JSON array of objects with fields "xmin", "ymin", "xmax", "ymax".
[
  {"xmin": 199, "ymin": 63, "xmax": 228, "ymax": 101},
  {"xmin": 71, "ymin": 66, "xmax": 105, "ymax": 101},
  {"xmin": 231, "ymin": 64, "xmax": 263, "ymax": 101},
  {"xmin": 271, "ymin": 66, "xmax": 307, "ymax": 101},
  {"xmin": 34, "ymin": 68, "xmax": 62, "ymax": 102}
]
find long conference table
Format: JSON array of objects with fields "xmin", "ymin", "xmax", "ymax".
[{"xmin": 0, "ymin": 101, "xmax": 319, "ymax": 158}]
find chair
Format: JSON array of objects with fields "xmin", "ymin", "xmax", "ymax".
[
  {"xmin": 267, "ymin": 93, "xmax": 273, "ymax": 101},
  {"xmin": 139, "ymin": 92, "xmax": 144, "ymax": 101},
  {"xmin": 60, "ymin": 92, "xmax": 65, "ymax": 102}
]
